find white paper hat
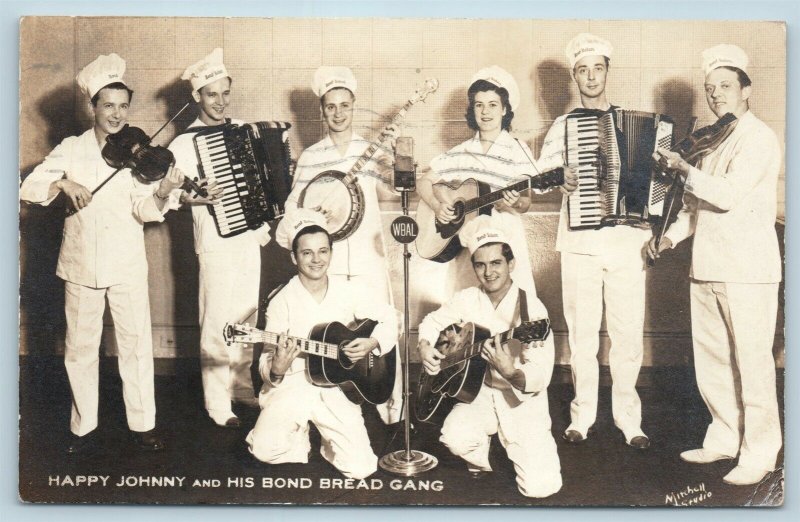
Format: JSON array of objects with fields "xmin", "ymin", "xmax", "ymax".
[
  {"xmin": 565, "ymin": 33, "xmax": 613, "ymax": 69},
  {"xmin": 275, "ymin": 208, "xmax": 329, "ymax": 250},
  {"xmin": 312, "ymin": 66, "xmax": 357, "ymax": 98},
  {"xmin": 701, "ymin": 44, "xmax": 749, "ymax": 75},
  {"xmin": 469, "ymin": 65, "xmax": 520, "ymax": 111},
  {"xmin": 76, "ymin": 53, "xmax": 127, "ymax": 99},
  {"xmin": 181, "ymin": 48, "xmax": 230, "ymax": 92},
  {"xmin": 458, "ymin": 214, "xmax": 512, "ymax": 255}
]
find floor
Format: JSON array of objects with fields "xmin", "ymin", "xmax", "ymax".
[{"xmin": 18, "ymin": 356, "xmax": 784, "ymax": 506}]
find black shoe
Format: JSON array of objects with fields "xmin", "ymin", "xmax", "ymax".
[
  {"xmin": 562, "ymin": 429, "xmax": 586, "ymax": 443},
  {"xmin": 66, "ymin": 431, "xmax": 98, "ymax": 456},
  {"xmin": 130, "ymin": 429, "xmax": 166, "ymax": 452},
  {"xmin": 468, "ymin": 468, "xmax": 491, "ymax": 480},
  {"xmin": 627, "ymin": 435, "xmax": 650, "ymax": 450}
]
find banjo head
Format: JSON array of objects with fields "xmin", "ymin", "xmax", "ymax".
[{"xmin": 298, "ymin": 170, "xmax": 365, "ymax": 242}]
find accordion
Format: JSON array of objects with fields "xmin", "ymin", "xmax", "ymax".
[
  {"xmin": 193, "ymin": 121, "xmax": 293, "ymax": 238},
  {"xmin": 564, "ymin": 109, "xmax": 674, "ymax": 230}
]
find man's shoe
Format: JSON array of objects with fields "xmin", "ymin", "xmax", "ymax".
[
  {"xmin": 723, "ymin": 465, "xmax": 771, "ymax": 486},
  {"xmin": 627, "ymin": 435, "xmax": 650, "ymax": 450},
  {"xmin": 680, "ymin": 448, "xmax": 733, "ymax": 464},
  {"xmin": 224, "ymin": 416, "xmax": 242, "ymax": 429},
  {"xmin": 130, "ymin": 429, "xmax": 166, "ymax": 452},
  {"xmin": 467, "ymin": 467, "xmax": 492, "ymax": 480},
  {"xmin": 66, "ymin": 431, "xmax": 98, "ymax": 456},
  {"xmin": 562, "ymin": 430, "xmax": 586, "ymax": 443}
]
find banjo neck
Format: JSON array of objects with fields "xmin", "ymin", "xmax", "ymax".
[{"xmin": 345, "ymin": 101, "xmax": 412, "ymax": 183}]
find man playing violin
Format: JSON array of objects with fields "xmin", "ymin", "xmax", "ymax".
[
  {"xmin": 648, "ymin": 45, "xmax": 783, "ymax": 486},
  {"xmin": 246, "ymin": 209, "xmax": 399, "ymax": 479},
  {"xmin": 20, "ymin": 54, "xmax": 185, "ymax": 455},
  {"xmin": 417, "ymin": 214, "xmax": 561, "ymax": 498},
  {"xmin": 284, "ymin": 66, "xmax": 403, "ymax": 424},
  {"xmin": 167, "ymin": 49, "xmax": 272, "ymax": 429}
]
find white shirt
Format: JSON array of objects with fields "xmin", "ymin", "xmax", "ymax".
[
  {"xmin": 259, "ymin": 275, "xmax": 399, "ymax": 387},
  {"xmin": 20, "ymin": 128, "xmax": 167, "ymax": 287},
  {"xmin": 168, "ymin": 117, "xmax": 271, "ymax": 255},
  {"xmin": 539, "ymin": 113, "xmax": 652, "ymax": 255},
  {"xmin": 285, "ymin": 134, "xmax": 391, "ymax": 279},
  {"xmin": 665, "ymin": 111, "xmax": 782, "ymax": 283},
  {"xmin": 429, "ymin": 130, "xmax": 541, "ymax": 294},
  {"xmin": 417, "ymin": 282, "xmax": 554, "ymax": 403}
]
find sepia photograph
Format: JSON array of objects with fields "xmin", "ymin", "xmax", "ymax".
[{"xmin": 18, "ymin": 14, "xmax": 786, "ymax": 507}]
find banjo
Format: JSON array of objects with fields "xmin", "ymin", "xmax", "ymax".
[{"xmin": 297, "ymin": 78, "xmax": 439, "ymax": 242}]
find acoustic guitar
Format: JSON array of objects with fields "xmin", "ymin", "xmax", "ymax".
[
  {"xmin": 224, "ymin": 320, "xmax": 396, "ymax": 405},
  {"xmin": 415, "ymin": 318, "xmax": 551, "ymax": 422},
  {"xmin": 415, "ymin": 168, "xmax": 564, "ymax": 262}
]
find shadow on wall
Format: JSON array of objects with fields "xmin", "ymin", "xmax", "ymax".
[
  {"xmin": 156, "ymin": 75, "xmax": 200, "ymax": 132},
  {"xmin": 19, "ymin": 84, "xmax": 89, "ymax": 355},
  {"xmin": 438, "ymin": 87, "xmax": 471, "ymax": 152},
  {"xmin": 289, "ymin": 88, "xmax": 323, "ymax": 152},
  {"xmin": 652, "ymin": 78, "xmax": 696, "ymax": 140},
  {"xmin": 530, "ymin": 60, "xmax": 573, "ymax": 156}
]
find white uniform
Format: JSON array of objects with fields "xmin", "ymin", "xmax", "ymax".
[
  {"xmin": 664, "ymin": 110, "xmax": 782, "ymax": 471},
  {"xmin": 168, "ymin": 117, "xmax": 272, "ymax": 424},
  {"xmin": 429, "ymin": 131, "xmax": 540, "ymax": 297},
  {"xmin": 285, "ymin": 133, "xmax": 402, "ymax": 423},
  {"xmin": 417, "ymin": 282, "xmax": 562, "ymax": 498},
  {"xmin": 20, "ymin": 128, "xmax": 169, "ymax": 436},
  {"xmin": 539, "ymin": 110, "xmax": 650, "ymax": 442},
  {"xmin": 246, "ymin": 276, "xmax": 398, "ymax": 479}
]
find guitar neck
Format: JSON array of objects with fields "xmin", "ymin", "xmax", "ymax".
[
  {"xmin": 253, "ymin": 330, "xmax": 339, "ymax": 360},
  {"xmin": 441, "ymin": 328, "xmax": 516, "ymax": 371},
  {"xmin": 347, "ymin": 103, "xmax": 411, "ymax": 179},
  {"xmin": 461, "ymin": 168, "xmax": 562, "ymax": 214}
]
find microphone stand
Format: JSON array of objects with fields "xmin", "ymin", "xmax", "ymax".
[{"xmin": 378, "ymin": 172, "xmax": 437, "ymax": 476}]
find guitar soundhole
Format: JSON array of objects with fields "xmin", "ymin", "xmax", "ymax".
[{"xmin": 452, "ymin": 200, "xmax": 465, "ymax": 223}]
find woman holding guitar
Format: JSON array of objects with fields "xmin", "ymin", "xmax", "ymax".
[{"xmin": 417, "ymin": 66, "xmax": 574, "ymax": 298}]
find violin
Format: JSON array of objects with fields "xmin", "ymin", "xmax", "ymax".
[
  {"xmin": 649, "ymin": 113, "xmax": 739, "ymax": 266},
  {"xmin": 98, "ymin": 123, "xmax": 208, "ymax": 198},
  {"xmin": 86, "ymin": 102, "xmax": 206, "ymax": 199}
]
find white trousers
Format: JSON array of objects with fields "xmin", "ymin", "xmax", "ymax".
[
  {"xmin": 440, "ymin": 385, "xmax": 562, "ymax": 498},
  {"xmin": 690, "ymin": 281, "xmax": 782, "ymax": 471},
  {"xmin": 561, "ymin": 250, "xmax": 647, "ymax": 442},
  {"xmin": 64, "ymin": 279, "xmax": 156, "ymax": 436},
  {"xmin": 198, "ymin": 242, "xmax": 260, "ymax": 423},
  {"xmin": 330, "ymin": 273, "xmax": 403, "ymax": 425},
  {"xmin": 247, "ymin": 377, "xmax": 378, "ymax": 479}
]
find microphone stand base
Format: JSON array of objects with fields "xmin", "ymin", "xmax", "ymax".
[{"xmin": 379, "ymin": 450, "xmax": 438, "ymax": 476}]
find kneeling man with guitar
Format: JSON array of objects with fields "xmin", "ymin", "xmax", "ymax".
[
  {"xmin": 417, "ymin": 215, "xmax": 562, "ymax": 498},
  {"xmin": 244, "ymin": 209, "xmax": 399, "ymax": 479}
]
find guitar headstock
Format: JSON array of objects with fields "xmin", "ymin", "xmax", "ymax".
[
  {"xmin": 529, "ymin": 168, "xmax": 565, "ymax": 191},
  {"xmin": 409, "ymin": 78, "xmax": 439, "ymax": 105},
  {"xmin": 513, "ymin": 318, "xmax": 551, "ymax": 344},
  {"xmin": 223, "ymin": 323, "xmax": 263, "ymax": 345}
]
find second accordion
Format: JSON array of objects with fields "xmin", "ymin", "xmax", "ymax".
[
  {"xmin": 193, "ymin": 121, "xmax": 293, "ymax": 238},
  {"xmin": 564, "ymin": 108, "xmax": 674, "ymax": 230}
]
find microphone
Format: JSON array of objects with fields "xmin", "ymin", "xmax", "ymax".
[{"xmin": 394, "ymin": 136, "xmax": 416, "ymax": 192}]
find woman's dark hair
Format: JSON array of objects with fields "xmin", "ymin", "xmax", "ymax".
[
  {"xmin": 717, "ymin": 66, "xmax": 752, "ymax": 88},
  {"xmin": 292, "ymin": 225, "xmax": 333, "ymax": 255},
  {"xmin": 91, "ymin": 82, "xmax": 134, "ymax": 107},
  {"xmin": 470, "ymin": 242, "xmax": 515, "ymax": 264},
  {"xmin": 465, "ymin": 80, "xmax": 514, "ymax": 132}
]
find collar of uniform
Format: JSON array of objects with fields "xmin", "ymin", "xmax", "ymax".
[
  {"xmin": 319, "ymin": 132, "xmax": 366, "ymax": 154},
  {"xmin": 467, "ymin": 130, "xmax": 514, "ymax": 154},
  {"xmin": 478, "ymin": 280, "xmax": 520, "ymax": 312}
]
